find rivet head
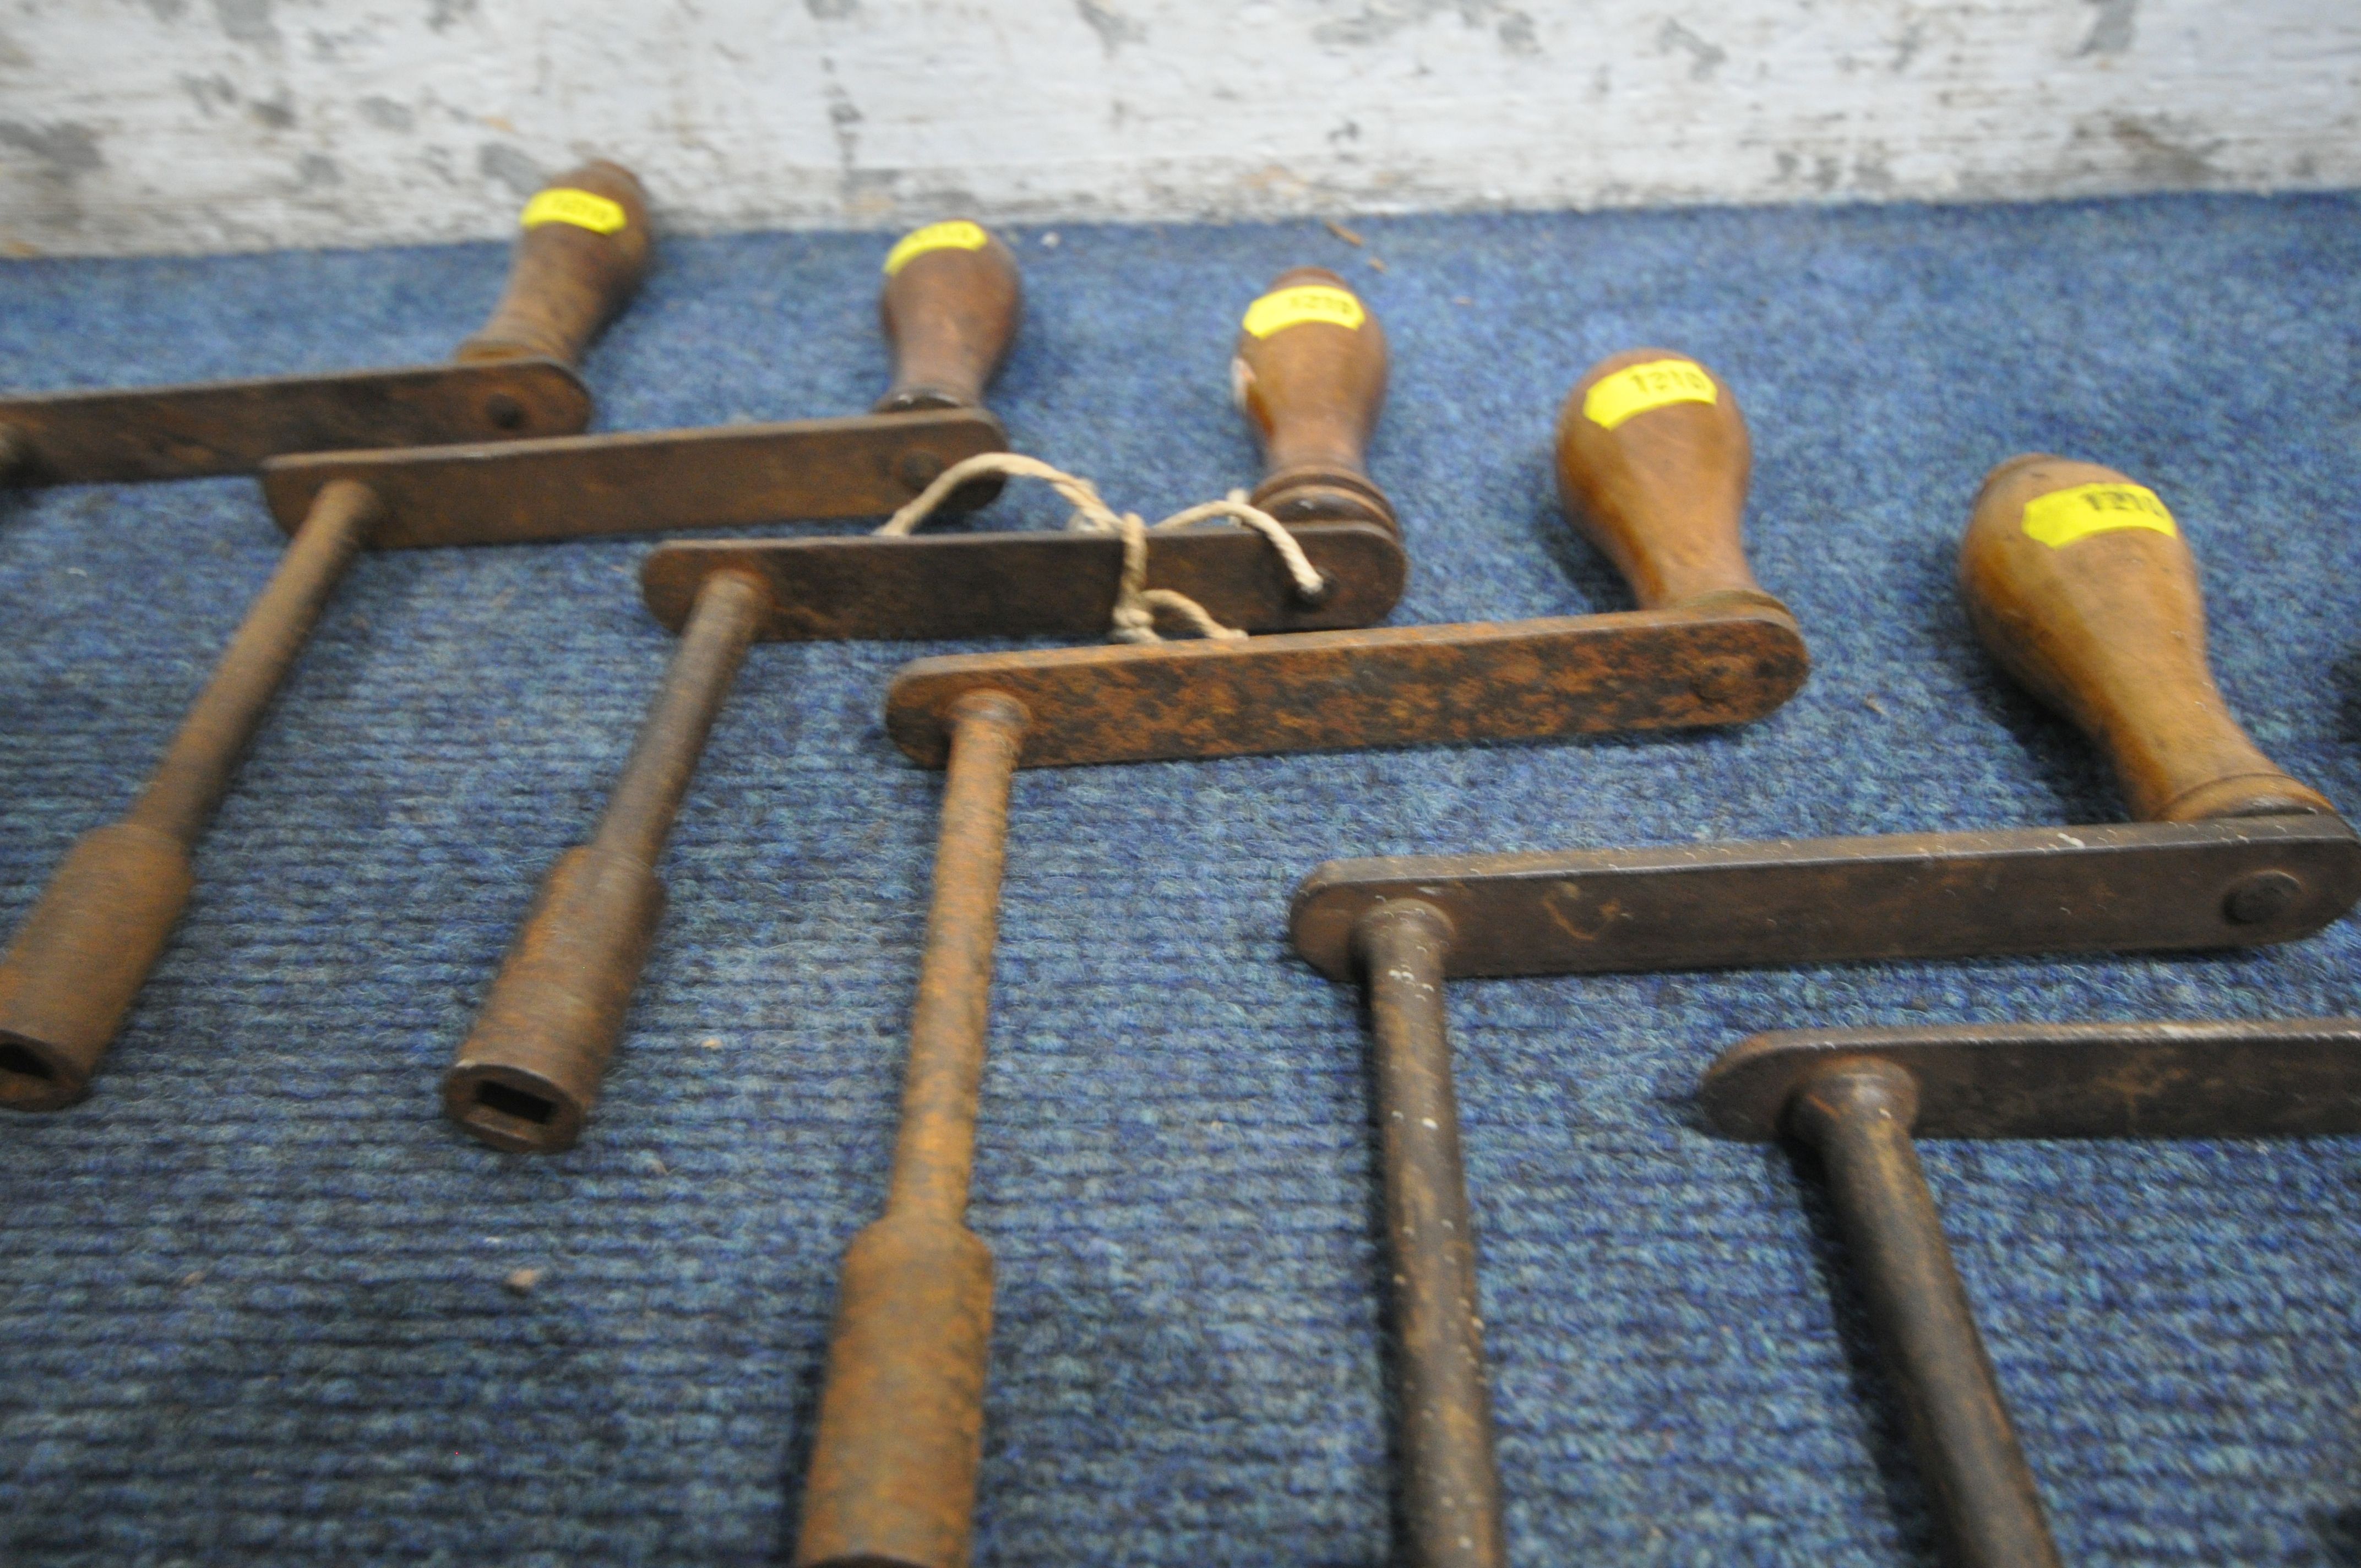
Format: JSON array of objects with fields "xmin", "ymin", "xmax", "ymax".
[
  {"xmin": 2223, "ymin": 869, "xmax": 2304, "ymax": 925},
  {"xmin": 897, "ymin": 450, "xmax": 945, "ymax": 491},
  {"xmin": 485, "ymin": 393, "xmax": 527, "ymax": 431}
]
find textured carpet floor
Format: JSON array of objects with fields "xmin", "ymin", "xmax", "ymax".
[{"xmin": 2, "ymin": 192, "xmax": 2358, "ymax": 1566}]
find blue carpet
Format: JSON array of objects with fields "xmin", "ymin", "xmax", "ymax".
[{"xmin": 2, "ymin": 193, "xmax": 2359, "ymax": 1566}]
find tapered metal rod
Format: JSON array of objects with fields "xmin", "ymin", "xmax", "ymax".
[
  {"xmin": 127, "ymin": 478, "xmax": 383, "ymax": 844},
  {"xmin": 0, "ymin": 477, "xmax": 380, "ymax": 1109},
  {"xmin": 442, "ymin": 569, "xmax": 767, "ymax": 1153},
  {"xmin": 795, "ymin": 689, "xmax": 1030, "ymax": 1568},
  {"xmin": 1787, "ymin": 1060, "xmax": 2064, "ymax": 1568},
  {"xmin": 1357, "ymin": 901, "xmax": 1505, "ymax": 1568}
]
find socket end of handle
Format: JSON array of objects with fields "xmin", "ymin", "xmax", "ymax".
[
  {"xmin": 444, "ymin": 845, "xmax": 665, "ymax": 1153},
  {"xmin": 793, "ymin": 1216, "xmax": 995, "ymax": 1568},
  {"xmin": 0, "ymin": 823, "xmax": 194, "ymax": 1111},
  {"xmin": 454, "ymin": 160, "xmax": 653, "ymax": 369}
]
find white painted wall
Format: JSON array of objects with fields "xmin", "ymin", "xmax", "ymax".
[{"xmin": 1, "ymin": 1, "xmax": 2354, "ymax": 257}]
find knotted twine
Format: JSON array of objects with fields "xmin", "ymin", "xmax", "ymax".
[{"xmin": 875, "ymin": 451, "xmax": 1328, "ymax": 644}]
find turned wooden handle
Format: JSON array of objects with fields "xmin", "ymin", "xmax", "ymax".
[
  {"xmin": 1554, "ymin": 349, "xmax": 1782, "ymax": 616},
  {"xmin": 1959, "ymin": 454, "xmax": 2332, "ymax": 823},
  {"xmin": 454, "ymin": 161, "xmax": 652, "ymax": 368},
  {"xmin": 874, "ymin": 221, "xmax": 1024, "ymax": 412},
  {"xmin": 1231, "ymin": 266, "xmax": 1396, "ymax": 533}
]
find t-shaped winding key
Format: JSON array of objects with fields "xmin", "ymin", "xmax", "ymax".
[
  {"xmin": 0, "ymin": 222, "xmax": 1023, "ymax": 1112},
  {"xmin": 631, "ymin": 266, "xmax": 1407, "ymax": 643},
  {"xmin": 1701, "ymin": 1016, "xmax": 2361, "ymax": 1568},
  {"xmin": 442, "ymin": 269, "xmax": 1410, "ymax": 1153},
  {"xmin": 784, "ymin": 352, "xmax": 1806, "ymax": 1568},
  {"xmin": 0, "ymin": 164, "xmax": 647, "ymax": 486},
  {"xmin": 1283, "ymin": 458, "xmax": 2361, "ymax": 1568}
]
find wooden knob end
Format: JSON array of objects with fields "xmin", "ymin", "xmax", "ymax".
[
  {"xmin": 1232, "ymin": 266, "xmax": 1396, "ymax": 532},
  {"xmin": 875, "ymin": 221, "xmax": 1024, "ymax": 413},
  {"xmin": 1959, "ymin": 455, "xmax": 2332, "ymax": 823},
  {"xmin": 454, "ymin": 161, "xmax": 652, "ymax": 368},
  {"xmin": 1554, "ymin": 349, "xmax": 1782, "ymax": 615}
]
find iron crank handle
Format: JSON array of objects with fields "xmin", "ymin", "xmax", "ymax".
[
  {"xmin": 442, "ymin": 571, "xmax": 768, "ymax": 1153},
  {"xmin": 1959, "ymin": 456, "xmax": 2332, "ymax": 824},
  {"xmin": 1554, "ymin": 349, "xmax": 1787, "ymax": 619},
  {"xmin": 453, "ymin": 161, "xmax": 653, "ymax": 371},
  {"xmin": 874, "ymin": 221, "xmax": 1025, "ymax": 413},
  {"xmin": 1232, "ymin": 267, "xmax": 1396, "ymax": 532}
]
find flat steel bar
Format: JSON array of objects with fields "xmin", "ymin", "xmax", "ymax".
[
  {"xmin": 1359, "ymin": 902, "xmax": 1506, "ymax": 1568},
  {"xmin": 1702, "ymin": 1019, "xmax": 2361, "ymax": 1141},
  {"xmin": 886, "ymin": 602, "xmax": 1808, "ymax": 767},
  {"xmin": 259, "ymin": 407, "xmax": 1007, "ymax": 548},
  {"xmin": 1290, "ymin": 814, "xmax": 2361, "ymax": 980},
  {"xmin": 0, "ymin": 358, "xmax": 590, "ymax": 485},
  {"xmin": 641, "ymin": 520, "xmax": 1407, "ymax": 641},
  {"xmin": 1786, "ymin": 1061, "xmax": 2064, "ymax": 1568}
]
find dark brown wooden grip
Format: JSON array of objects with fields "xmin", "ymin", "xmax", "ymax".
[
  {"xmin": 1554, "ymin": 349, "xmax": 1782, "ymax": 615},
  {"xmin": 874, "ymin": 222, "xmax": 1023, "ymax": 413},
  {"xmin": 454, "ymin": 161, "xmax": 652, "ymax": 368},
  {"xmin": 1231, "ymin": 266, "xmax": 1396, "ymax": 533},
  {"xmin": 1959, "ymin": 454, "xmax": 2332, "ymax": 824}
]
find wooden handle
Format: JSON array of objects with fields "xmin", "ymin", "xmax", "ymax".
[
  {"xmin": 1959, "ymin": 455, "xmax": 2332, "ymax": 823},
  {"xmin": 1554, "ymin": 349, "xmax": 1781, "ymax": 615},
  {"xmin": 1232, "ymin": 266, "xmax": 1396, "ymax": 533},
  {"xmin": 874, "ymin": 221, "xmax": 1024, "ymax": 412},
  {"xmin": 454, "ymin": 161, "xmax": 652, "ymax": 368}
]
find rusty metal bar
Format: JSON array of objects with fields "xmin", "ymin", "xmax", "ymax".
[
  {"xmin": 1358, "ymin": 902, "xmax": 1505, "ymax": 1568},
  {"xmin": 794, "ymin": 690, "xmax": 1030, "ymax": 1568},
  {"xmin": 0, "ymin": 478, "xmax": 383, "ymax": 1109},
  {"xmin": 1786, "ymin": 1059, "xmax": 2063, "ymax": 1568},
  {"xmin": 442, "ymin": 570, "xmax": 768, "ymax": 1153}
]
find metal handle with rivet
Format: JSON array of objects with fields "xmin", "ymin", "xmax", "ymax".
[
  {"xmin": 1960, "ymin": 455, "xmax": 2331, "ymax": 824},
  {"xmin": 1232, "ymin": 266, "xmax": 1396, "ymax": 532},
  {"xmin": 442, "ymin": 570, "xmax": 769, "ymax": 1153},
  {"xmin": 0, "ymin": 479, "xmax": 384, "ymax": 1109}
]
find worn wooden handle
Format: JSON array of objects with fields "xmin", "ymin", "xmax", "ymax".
[
  {"xmin": 874, "ymin": 221, "xmax": 1024, "ymax": 413},
  {"xmin": 454, "ymin": 161, "xmax": 652, "ymax": 368},
  {"xmin": 1960, "ymin": 455, "xmax": 2331, "ymax": 823},
  {"xmin": 1232, "ymin": 266, "xmax": 1396, "ymax": 533},
  {"xmin": 1554, "ymin": 349, "xmax": 1781, "ymax": 615}
]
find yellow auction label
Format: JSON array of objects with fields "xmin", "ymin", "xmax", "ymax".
[
  {"xmin": 1582, "ymin": 358, "xmax": 1717, "ymax": 430},
  {"xmin": 2021, "ymin": 482, "xmax": 2178, "ymax": 549},
  {"xmin": 1241, "ymin": 285, "xmax": 1366, "ymax": 339},
  {"xmin": 519, "ymin": 188, "xmax": 628, "ymax": 235},
  {"xmin": 884, "ymin": 220, "xmax": 990, "ymax": 275}
]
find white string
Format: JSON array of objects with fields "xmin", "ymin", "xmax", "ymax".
[{"xmin": 876, "ymin": 452, "xmax": 1328, "ymax": 644}]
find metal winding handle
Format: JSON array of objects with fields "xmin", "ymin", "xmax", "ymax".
[
  {"xmin": 1554, "ymin": 349, "xmax": 1785, "ymax": 617},
  {"xmin": 1959, "ymin": 454, "xmax": 2332, "ymax": 824},
  {"xmin": 1232, "ymin": 266, "xmax": 1396, "ymax": 532},
  {"xmin": 874, "ymin": 220, "xmax": 1024, "ymax": 413},
  {"xmin": 453, "ymin": 161, "xmax": 653, "ymax": 370}
]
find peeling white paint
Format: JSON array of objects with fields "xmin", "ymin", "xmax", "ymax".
[{"xmin": 0, "ymin": 0, "xmax": 2354, "ymax": 256}]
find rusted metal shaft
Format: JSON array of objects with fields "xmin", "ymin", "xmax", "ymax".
[
  {"xmin": 1787, "ymin": 1060, "xmax": 2063, "ymax": 1568},
  {"xmin": 0, "ymin": 478, "xmax": 380, "ymax": 1109},
  {"xmin": 796, "ymin": 689, "xmax": 1029, "ymax": 1568},
  {"xmin": 443, "ymin": 569, "xmax": 766, "ymax": 1153},
  {"xmin": 1358, "ymin": 902, "xmax": 1506, "ymax": 1568}
]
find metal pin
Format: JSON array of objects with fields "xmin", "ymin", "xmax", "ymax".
[{"xmin": 1357, "ymin": 901, "xmax": 1505, "ymax": 1568}]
